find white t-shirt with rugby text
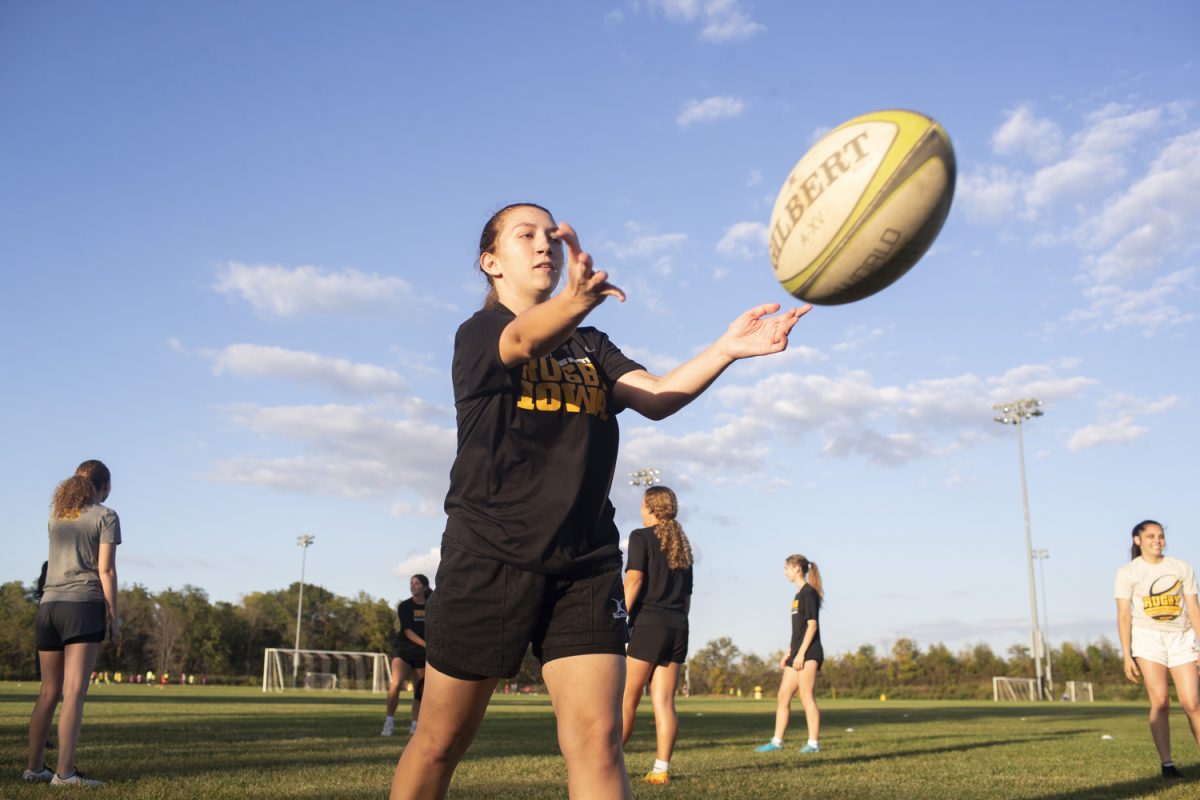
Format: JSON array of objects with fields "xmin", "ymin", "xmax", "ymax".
[{"xmin": 1114, "ymin": 555, "xmax": 1198, "ymax": 632}]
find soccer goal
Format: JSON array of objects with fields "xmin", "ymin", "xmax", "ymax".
[
  {"xmin": 262, "ymin": 648, "xmax": 390, "ymax": 693},
  {"xmin": 1064, "ymin": 680, "xmax": 1094, "ymax": 702},
  {"xmin": 992, "ymin": 676, "xmax": 1038, "ymax": 701}
]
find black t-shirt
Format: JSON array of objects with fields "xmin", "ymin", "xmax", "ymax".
[
  {"xmin": 790, "ymin": 583, "xmax": 821, "ymax": 652},
  {"xmin": 443, "ymin": 305, "xmax": 645, "ymax": 574},
  {"xmin": 397, "ymin": 597, "xmax": 427, "ymax": 649},
  {"xmin": 626, "ymin": 526, "xmax": 693, "ymax": 628}
]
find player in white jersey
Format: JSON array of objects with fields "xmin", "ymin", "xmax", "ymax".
[{"xmin": 1114, "ymin": 520, "xmax": 1200, "ymax": 780}]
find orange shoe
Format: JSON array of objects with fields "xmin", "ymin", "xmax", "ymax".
[{"xmin": 644, "ymin": 770, "xmax": 670, "ymax": 785}]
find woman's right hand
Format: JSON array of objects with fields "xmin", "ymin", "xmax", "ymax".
[
  {"xmin": 109, "ymin": 614, "xmax": 121, "ymax": 641},
  {"xmin": 553, "ymin": 222, "xmax": 625, "ymax": 307},
  {"xmin": 779, "ymin": 655, "xmax": 789, "ymax": 670},
  {"xmin": 1123, "ymin": 655, "xmax": 1140, "ymax": 683}
]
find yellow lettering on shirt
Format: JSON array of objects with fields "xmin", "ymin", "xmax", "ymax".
[{"xmin": 515, "ymin": 355, "xmax": 609, "ymax": 421}]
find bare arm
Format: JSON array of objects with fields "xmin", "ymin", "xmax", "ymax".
[
  {"xmin": 1116, "ymin": 598, "xmax": 1138, "ymax": 683},
  {"xmin": 498, "ymin": 222, "xmax": 625, "ymax": 367},
  {"xmin": 624, "ymin": 569, "xmax": 645, "ymax": 613},
  {"xmin": 98, "ymin": 541, "xmax": 119, "ymax": 639},
  {"xmin": 615, "ymin": 303, "xmax": 809, "ymax": 420},
  {"xmin": 403, "ymin": 629, "xmax": 427, "ymax": 649}
]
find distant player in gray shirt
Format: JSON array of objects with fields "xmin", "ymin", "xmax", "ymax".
[{"xmin": 24, "ymin": 460, "xmax": 120, "ymax": 788}]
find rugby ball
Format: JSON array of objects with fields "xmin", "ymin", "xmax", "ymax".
[{"xmin": 769, "ymin": 109, "xmax": 956, "ymax": 305}]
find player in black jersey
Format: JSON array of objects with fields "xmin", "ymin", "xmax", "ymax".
[
  {"xmin": 621, "ymin": 486, "xmax": 693, "ymax": 786},
  {"xmin": 382, "ymin": 575, "xmax": 431, "ymax": 737},
  {"xmin": 755, "ymin": 554, "xmax": 824, "ymax": 754},
  {"xmin": 390, "ymin": 203, "xmax": 809, "ymax": 800}
]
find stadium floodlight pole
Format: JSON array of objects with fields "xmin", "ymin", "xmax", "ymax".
[
  {"xmin": 629, "ymin": 467, "xmax": 662, "ymax": 488},
  {"xmin": 293, "ymin": 534, "xmax": 316, "ymax": 688},
  {"xmin": 993, "ymin": 398, "xmax": 1046, "ymax": 700},
  {"xmin": 1034, "ymin": 548, "xmax": 1053, "ymax": 699}
]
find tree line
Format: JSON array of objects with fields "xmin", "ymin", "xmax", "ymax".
[
  {"xmin": 0, "ymin": 580, "xmax": 395, "ymax": 682},
  {"xmin": 686, "ymin": 636, "xmax": 1141, "ymax": 701},
  {"xmin": 1, "ymin": 579, "xmax": 1133, "ymax": 699}
]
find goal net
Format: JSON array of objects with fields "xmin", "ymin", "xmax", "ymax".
[
  {"xmin": 262, "ymin": 648, "xmax": 390, "ymax": 693},
  {"xmin": 992, "ymin": 676, "xmax": 1038, "ymax": 701},
  {"xmin": 1064, "ymin": 680, "xmax": 1094, "ymax": 702}
]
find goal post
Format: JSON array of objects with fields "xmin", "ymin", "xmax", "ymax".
[
  {"xmin": 1064, "ymin": 680, "xmax": 1094, "ymax": 702},
  {"xmin": 262, "ymin": 648, "xmax": 391, "ymax": 693},
  {"xmin": 992, "ymin": 676, "xmax": 1038, "ymax": 701}
]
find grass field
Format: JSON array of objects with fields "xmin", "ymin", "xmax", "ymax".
[{"xmin": 3, "ymin": 682, "xmax": 1199, "ymax": 799}]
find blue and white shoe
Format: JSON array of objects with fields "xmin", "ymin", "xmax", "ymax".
[
  {"xmin": 22, "ymin": 766, "xmax": 53, "ymax": 782},
  {"xmin": 799, "ymin": 743, "xmax": 820, "ymax": 753},
  {"xmin": 754, "ymin": 741, "xmax": 783, "ymax": 752}
]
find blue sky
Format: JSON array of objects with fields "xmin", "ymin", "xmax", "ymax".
[{"xmin": 2, "ymin": 1, "xmax": 1198, "ymax": 660}]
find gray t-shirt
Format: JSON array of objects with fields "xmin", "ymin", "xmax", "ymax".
[{"xmin": 41, "ymin": 503, "xmax": 121, "ymax": 604}]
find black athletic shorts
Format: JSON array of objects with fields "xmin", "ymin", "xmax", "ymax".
[
  {"xmin": 627, "ymin": 623, "xmax": 688, "ymax": 666},
  {"xmin": 392, "ymin": 640, "xmax": 426, "ymax": 670},
  {"xmin": 788, "ymin": 642, "xmax": 824, "ymax": 670},
  {"xmin": 426, "ymin": 544, "xmax": 628, "ymax": 679},
  {"xmin": 35, "ymin": 601, "xmax": 107, "ymax": 650}
]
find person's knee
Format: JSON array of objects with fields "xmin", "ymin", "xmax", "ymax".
[
  {"xmin": 561, "ymin": 711, "xmax": 622, "ymax": 757},
  {"xmin": 1148, "ymin": 695, "xmax": 1171, "ymax": 714}
]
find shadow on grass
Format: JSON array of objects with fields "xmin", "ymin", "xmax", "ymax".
[
  {"xmin": 1032, "ymin": 773, "xmax": 1194, "ymax": 799},
  {"xmin": 704, "ymin": 732, "xmax": 1078, "ymax": 774}
]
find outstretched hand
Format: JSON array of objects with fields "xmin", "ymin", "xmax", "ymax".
[
  {"xmin": 553, "ymin": 222, "xmax": 625, "ymax": 307},
  {"xmin": 720, "ymin": 303, "xmax": 811, "ymax": 360}
]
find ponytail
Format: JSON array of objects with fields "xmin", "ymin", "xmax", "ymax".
[
  {"xmin": 50, "ymin": 459, "xmax": 111, "ymax": 520},
  {"xmin": 644, "ymin": 486, "xmax": 693, "ymax": 570},
  {"xmin": 786, "ymin": 553, "xmax": 824, "ymax": 607}
]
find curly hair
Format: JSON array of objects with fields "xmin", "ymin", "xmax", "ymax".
[
  {"xmin": 786, "ymin": 553, "xmax": 824, "ymax": 606},
  {"xmin": 644, "ymin": 486, "xmax": 693, "ymax": 570},
  {"xmin": 50, "ymin": 459, "xmax": 110, "ymax": 520}
]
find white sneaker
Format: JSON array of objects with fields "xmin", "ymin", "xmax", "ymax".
[
  {"xmin": 381, "ymin": 718, "xmax": 395, "ymax": 736},
  {"xmin": 51, "ymin": 771, "xmax": 104, "ymax": 787},
  {"xmin": 409, "ymin": 720, "xmax": 417, "ymax": 735},
  {"xmin": 22, "ymin": 766, "xmax": 53, "ymax": 782}
]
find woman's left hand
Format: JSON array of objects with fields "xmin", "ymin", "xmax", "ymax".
[{"xmin": 719, "ymin": 303, "xmax": 811, "ymax": 360}]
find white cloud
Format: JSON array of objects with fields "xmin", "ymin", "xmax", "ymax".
[
  {"xmin": 715, "ymin": 221, "xmax": 767, "ymax": 259},
  {"xmin": 204, "ymin": 402, "xmax": 456, "ymax": 500},
  {"xmin": 393, "ymin": 547, "xmax": 442, "ymax": 582},
  {"xmin": 635, "ymin": 361, "xmax": 1096, "ymax": 471},
  {"xmin": 646, "ymin": 0, "xmax": 765, "ymax": 42},
  {"xmin": 1066, "ymin": 392, "xmax": 1176, "ymax": 451},
  {"xmin": 677, "ymin": 95, "xmax": 746, "ymax": 128},
  {"xmin": 1061, "ymin": 269, "xmax": 1196, "ymax": 333},
  {"xmin": 991, "ymin": 105, "xmax": 1063, "ymax": 163},
  {"xmin": 604, "ymin": 8, "xmax": 624, "ymax": 26},
  {"xmin": 831, "ymin": 325, "xmax": 886, "ymax": 353},
  {"xmin": 957, "ymin": 165, "xmax": 1021, "ymax": 223},
  {"xmin": 1024, "ymin": 104, "xmax": 1169, "ymax": 214},
  {"xmin": 214, "ymin": 262, "xmax": 421, "ymax": 317},
  {"xmin": 1078, "ymin": 127, "xmax": 1200, "ymax": 282},
  {"xmin": 212, "ymin": 344, "xmax": 407, "ymax": 395},
  {"xmin": 608, "ymin": 230, "xmax": 688, "ymax": 260},
  {"xmin": 746, "ymin": 169, "xmax": 762, "ymax": 187},
  {"xmin": 1066, "ymin": 416, "xmax": 1147, "ymax": 451}
]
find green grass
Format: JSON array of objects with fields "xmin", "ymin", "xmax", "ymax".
[{"xmin": 3, "ymin": 682, "xmax": 1199, "ymax": 798}]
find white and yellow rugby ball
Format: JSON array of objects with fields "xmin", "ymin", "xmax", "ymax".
[{"xmin": 769, "ymin": 109, "xmax": 955, "ymax": 305}]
